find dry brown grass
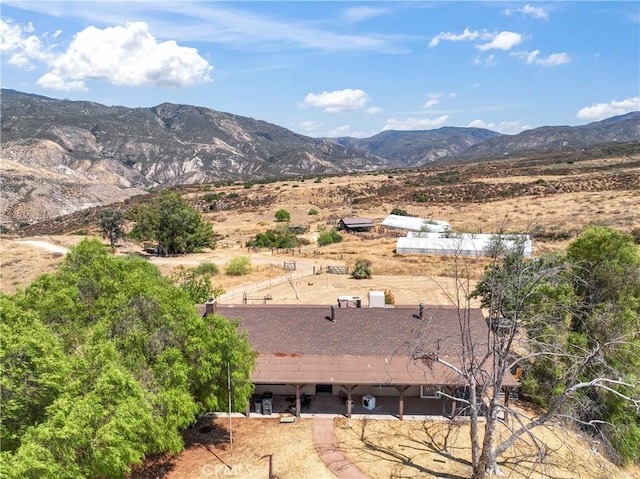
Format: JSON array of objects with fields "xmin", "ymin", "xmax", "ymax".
[
  {"xmin": 335, "ymin": 413, "xmax": 640, "ymax": 479},
  {"xmin": 3, "ymin": 153, "xmax": 639, "ymax": 479}
]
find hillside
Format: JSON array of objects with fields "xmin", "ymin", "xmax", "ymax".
[{"xmin": 1, "ymin": 88, "xmax": 638, "ymax": 228}]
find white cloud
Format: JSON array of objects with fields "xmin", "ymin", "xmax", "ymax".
[
  {"xmin": 517, "ymin": 50, "xmax": 571, "ymax": 66},
  {"xmin": 430, "ymin": 28, "xmax": 522, "ymax": 52},
  {"xmin": 1, "ymin": 18, "xmax": 51, "ymax": 69},
  {"xmin": 301, "ymin": 89, "xmax": 370, "ymax": 113},
  {"xmin": 467, "ymin": 119, "xmax": 530, "ymax": 135},
  {"xmin": 429, "ymin": 27, "xmax": 481, "ymax": 47},
  {"xmin": 1, "ymin": 19, "xmax": 213, "ymax": 91},
  {"xmin": 423, "ymin": 99, "xmax": 440, "ymax": 109},
  {"xmin": 36, "ymin": 72, "xmax": 88, "ymax": 92},
  {"xmin": 341, "ymin": 6, "xmax": 389, "ymax": 24},
  {"xmin": 366, "ymin": 106, "xmax": 383, "ymax": 114},
  {"xmin": 477, "ymin": 31, "xmax": 522, "ymax": 51},
  {"xmin": 504, "ymin": 4, "xmax": 549, "ymax": 20},
  {"xmin": 298, "ymin": 120, "xmax": 322, "ymax": 133},
  {"xmin": 45, "ymin": 22, "xmax": 213, "ymax": 89},
  {"xmin": 576, "ymin": 96, "xmax": 640, "ymax": 121},
  {"xmin": 383, "ymin": 116, "xmax": 449, "ymax": 130}
]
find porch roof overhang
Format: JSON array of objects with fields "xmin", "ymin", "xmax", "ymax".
[{"xmin": 252, "ymin": 353, "xmax": 519, "ymax": 388}]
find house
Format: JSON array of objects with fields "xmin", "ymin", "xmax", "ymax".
[
  {"xmin": 337, "ymin": 217, "xmax": 374, "ymax": 232},
  {"xmin": 381, "ymin": 214, "xmax": 450, "ymax": 233},
  {"xmin": 200, "ymin": 302, "xmax": 518, "ymax": 419}
]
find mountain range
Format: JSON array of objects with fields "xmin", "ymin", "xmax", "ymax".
[{"xmin": 1, "ymin": 88, "xmax": 639, "ymax": 227}]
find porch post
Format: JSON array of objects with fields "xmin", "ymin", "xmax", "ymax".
[
  {"xmin": 341, "ymin": 384, "xmax": 357, "ymax": 418},
  {"xmin": 295, "ymin": 384, "xmax": 301, "ymax": 418},
  {"xmin": 395, "ymin": 385, "xmax": 410, "ymax": 420}
]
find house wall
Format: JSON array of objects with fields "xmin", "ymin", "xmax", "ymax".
[{"xmin": 254, "ymin": 383, "xmax": 424, "ymax": 397}]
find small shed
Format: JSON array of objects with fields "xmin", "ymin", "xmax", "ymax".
[
  {"xmin": 381, "ymin": 214, "xmax": 450, "ymax": 233},
  {"xmin": 338, "ymin": 217, "xmax": 374, "ymax": 232}
]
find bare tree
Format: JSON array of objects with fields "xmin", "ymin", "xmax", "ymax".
[{"xmin": 413, "ymin": 234, "xmax": 639, "ymax": 478}]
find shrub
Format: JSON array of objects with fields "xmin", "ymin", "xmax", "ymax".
[
  {"xmin": 390, "ymin": 207, "xmax": 408, "ymax": 216},
  {"xmin": 225, "ymin": 256, "xmax": 252, "ymax": 276},
  {"xmin": 352, "ymin": 259, "xmax": 372, "ymax": 279},
  {"xmin": 308, "ymin": 208, "xmax": 319, "ymax": 216},
  {"xmin": 275, "ymin": 209, "xmax": 291, "ymax": 222},
  {"xmin": 194, "ymin": 262, "xmax": 219, "ymax": 276},
  {"xmin": 384, "ymin": 289, "xmax": 395, "ymax": 305},
  {"xmin": 317, "ymin": 228, "xmax": 342, "ymax": 246}
]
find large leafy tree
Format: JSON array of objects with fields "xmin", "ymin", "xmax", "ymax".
[
  {"xmin": 1, "ymin": 239, "xmax": 255, "ymax": 478},
  {"xmin": 416, "ymin": 229, "xmax": 639, "ymax": 478},
  {"xmin": 129, "ymin": 189, "xmax": 214, "ymax": 255}
]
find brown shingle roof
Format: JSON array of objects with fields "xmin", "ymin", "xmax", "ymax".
[{"xmin": 202, "ymin": 304, "xmax": 518, "ymax": 387}]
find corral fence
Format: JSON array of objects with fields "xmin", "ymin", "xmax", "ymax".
[{"xmin": 321, "ymin": 265, "xmax": 349, "ymax": 275}]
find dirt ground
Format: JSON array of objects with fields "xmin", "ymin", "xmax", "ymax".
[{"xmin": 2, "ymin": 153, "xmax": 639, "ymax": 478}]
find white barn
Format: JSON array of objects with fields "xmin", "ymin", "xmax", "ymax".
[
  {"xmin": 381, "ymin": 214, "xmax": 450, "ymax": 233},
  {"xmin": 396, "ymin": 232, "xmax": 534, "ymax": 257}
]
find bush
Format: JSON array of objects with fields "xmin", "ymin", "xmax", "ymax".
[
  {"xmin": 352, "ymin": 259, "xmax": 372, "ymax": 279},
  {"xmin": 308, "ymin": 209, "xmax": 319, "ymax": 216},
  {"xmin": 275, "ymin": 209, "xmax": 291, "ymax": 222},
  {"xmin": 317, "ymin": 228, "xmax": 342, "ymax": 247},
  {"xmin": 225, "ymin": 256, "xmax": 252, "ymax": 276},
  {"xmin": 390, "ymin": 207, "xmax": 408, "ymax": 216},
  {"xmin": 194, "ymin": 262, "xmax": 219, "ymax": 276},
  {"xmin": 384, "ymin": 289, "xmax": 395, "ymax": 305}
]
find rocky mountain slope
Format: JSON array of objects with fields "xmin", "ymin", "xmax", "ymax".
[{"xmin": 1, "ymin": 88, "xmax": 638, "ymax": 228}]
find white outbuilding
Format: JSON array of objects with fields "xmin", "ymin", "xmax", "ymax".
[
  {"xmin": 396, "ymin": 232, "xmax": 534, "ymax": 257},
  {"xmin": 381, "ymin": 214, "xmax": 450, "ymax": 233}
]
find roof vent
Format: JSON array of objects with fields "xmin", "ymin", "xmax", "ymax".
[
  {"xmin": 325, "ymin": 305, "xmax": 336, "ymax": 322},
  {"xmin": 412, "ymin": 302, "xmax": 425, "ymax": 320}
]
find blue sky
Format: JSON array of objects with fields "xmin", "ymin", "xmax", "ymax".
[{"xmin": 1, "ymin": 1, "xmax": 638, "ymax": 137}]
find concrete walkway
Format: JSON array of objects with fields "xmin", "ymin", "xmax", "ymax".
[{"xmin": 312, "ymin": 417, "xmax": 370, "ymax": 479}]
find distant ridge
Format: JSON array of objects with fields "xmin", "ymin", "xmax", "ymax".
[{"xmin": 1, "ymin": 88, "xmax": 638, "ymax": 226}]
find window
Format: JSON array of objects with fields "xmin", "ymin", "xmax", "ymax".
[
  {"xmin": 420, "ymin": 385, "xmax": 441, "ymax": 399},
  {"xmin": 315, "ymin": 384, "xmax": 333, "ymax": 395}
]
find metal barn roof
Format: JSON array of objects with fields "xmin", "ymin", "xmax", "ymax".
[{"xmin": 381, "ymin": 214, "xmax": 450, "ymax": 233}]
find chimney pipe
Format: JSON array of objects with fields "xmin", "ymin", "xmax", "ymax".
[
  {"xmin": 419, "ymin": 302, "xmax": 424, "ymax": 321},
  {"xmin": 205, "ymin": 299, "xmax": 216, "ymax": 316},
  {"xmin": 331, "ymin": 304, "xmax": 336, "ymax": 322}
]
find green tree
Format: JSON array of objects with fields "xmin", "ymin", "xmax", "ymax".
[
  {"xmin": 0, "ymin": 296, "xmax": 69, "ymax": 452},
  {"xmin": 1, "ymin": 239, "xmax": 255, "ymax": 478},
  {"xmin": 454, "ymin": 229, "xmax": 640, "ymax": 476},
  {"xmin": 129, "ymin": 189, "xmax": 214, "ymax": 255},
  {"xmin": 274, "ymin": 208, "xmax": 291, "ymax": 222},
  {"xmin": 98, "ymin": 208, "xmax": 125, "ymax": 251}
]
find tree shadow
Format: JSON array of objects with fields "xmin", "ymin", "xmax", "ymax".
[
  {"xmin": 337, "ymin": 417, "xmax": 471, "ymax": 479},
  {"xmin": 127, "ymin": 417, "xmax": 231, "ymax": 479}
]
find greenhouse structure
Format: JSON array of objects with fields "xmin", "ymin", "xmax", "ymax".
[
  {"xmin": 396, "ymin": 232, "xmax": 534, "ymax": 257},
  {"xmin": 381, "ymin": 214, "xmax": 450, "ymax": 233}
]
